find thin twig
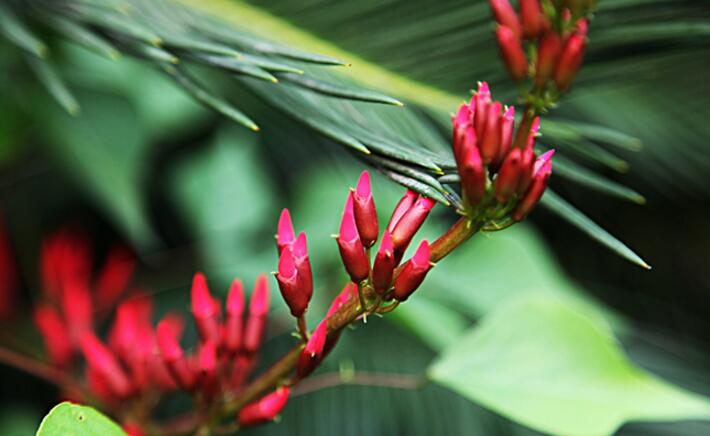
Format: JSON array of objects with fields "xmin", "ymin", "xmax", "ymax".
[{"xmin": 292, "ymin": 371, "xmax": 424, "ymax": 397}]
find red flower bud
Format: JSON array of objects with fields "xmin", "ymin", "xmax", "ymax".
[
  {"xmin": 243, "ymin": 274, "xmax": 269, "ymax": 354},
  {"xmin": 326, "ymin": 282, "xmax": 358, "ymax": 318},
  {"xmin": 61, "ymin": 280, "xmax": 93, "ymax": 346},
  {"xmin": 520, "ymin": 0, "xmax": 546, "ymax": 39},
  {"xmin": 229, "ymin": 354, "xmax": 256, "ymax": 390},
  {"xmin": 496, "ymin": 25, "xmax": 528, "ymax": 82},
  {"xmin": 535, "ymin": 32, "xmax": 563, "ymax": 87},
  {"xmin": 276, "ymin": 208, "xmax": 295, "ymax": 255},
  {"xmin": 352, "ymin": 171, "xmax": 379, "ymax": 247},
  {"xmin": 95, "ymin": 245, "xmax": 134, "ymax": 310},
  {"xmin": 372, "ymin": 231, "xmax": 395, "ymax": 295},
  {"xmin": 191, "ymin": 272, "xmax": 220, "ymax": 344},
  {"xmin": 480, "ymin": 101, "xmax": 503, "ymax": 164},
  {"xmin": 390, "ymin": 196, "xmax": 436, "ymax": 257},
  {"xmin": 473, "ymin": 82, "xmax": 491, "ymax": 136},
  {"xmin": 80, "ymin": 332, "xmax": 132, "ymax": 398},
  {"xmin": 296, "ymin": 319, "xmax": 328, "ymax": 378},
  {"xmin": 496, "ymin": 106, "xmax": 516, "ymax": 165},
  {"xmin": 489, "ymin": 0, "xmax": 521, "ymax": 38},
  {"xmin": 457, "ymin": 137, "xmax": 487, "ymax": 207},
  {"xmin": 452, "ymin": 103, "xmax": 473, "ymax": 161},
  {"xmin": 554, "ymin": 33, "xmax": 586, "ymax": 91},
  {"xmin": 33, "ymin": 305, "xmax": 73, "ymax": 366},
  {"xmin": 393, "ymin": 241, "xmax": 432, "ymax": 302},
  {"xmin": 197, "ymin": 339, "xmax": 217, "ymax": 387},
  {"xmin": 516, "ymin": 144, "xmax": 536, "ymax": 196},
  {"xmin": 512, "ymin": 150, "xmax": 554, "ymax": 221},
  {"xmin": 157, "ymin": 319, "xmax": 195, "ymax": 390},
  {"xmin": 238, "ymin": 387, "xmax": 290, "ymax": 427},
  {"xmin": 291, "ymin": 232, "xmax": 313, "ymax": 302},
  {"xmin": 495, "ymin": 148, "xmax": 523, "ymax": 203},
  {"xmin": 224, "ymin": 279, "xmax": 245, "ymax": 353},
  {"xmin": 387, "ymin": 190, "xmax": 418, "ymax": 233},
  {"xmin": 276, "ymin": 247, "xmax": 310, "ymax": 317},
  {"xmin": 337, "ymin": 195, "xmax": 370, "ymax": 283}
]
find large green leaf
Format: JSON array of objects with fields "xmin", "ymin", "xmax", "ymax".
[
  {"xmin": 428, "ymin": 295, "xmax": 710, "ymax": 436},
  {"xmin": 36, "ymin": 402, "xmax": 124, "ymax": 436}
]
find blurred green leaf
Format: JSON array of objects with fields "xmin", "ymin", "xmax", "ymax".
[
  {"xmin": 429, "ymin": 295, "xmax": 710, "ymax": 436},
  {"xmin": 36, "ymin": 402, "xmax": 124, "ymax": 436},
  {"xmin": 0, "ymin": 405, "xmax": 42, "ymax": 436},
  {"xmin": 171, "ymin": 126, "xmax": 275, "ymax": 287}
]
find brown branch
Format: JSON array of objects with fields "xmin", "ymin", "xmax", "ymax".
[{"xmin": 0, "ymin": 345, "xmax": 95, "ymax": 402}]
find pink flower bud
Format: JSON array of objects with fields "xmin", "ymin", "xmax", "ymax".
[
  {"xmin": 229, "ymin": 354, "xmax": 255, "ymax": 390},
  {"xmin": 390, "ymin": 197, "xmax": 436, "ymax": 257},
  {"xmin": 495, "ymin": 148, "xmax": 523, "ymax": 203},
  {"xmin": 372, "ymin": 231, "xmax": 395, "ymax": 295},
  {"xmin": 224, "ymin": 279, "xmax": 245, "ymax": 353},
  {"xmin": 33, "ymin": 305, "xmax": 73, "ymax": 366},
  {"xmin": 480, "ymin": 101, "xmax": 503, "ymax": 164},
  {"xmin": 387, "ymin": 190, "xmax": 418, "ymax": 233},
  {"xmin": 535, "ymin": 32, "xmax": 562, "ymax": 87},
  {"xmin": 80, "ymin": 332, "xmax": 132, "ymax": 398},
  {"xmin": 554, "ymin": 33, "xmax": 586, "ymax": 91},
  {"xmin": 352, "ymin": 171, "xmax": 379, "ymax": 247},
  {"xmin": 458, "ymin": 139, "xmax": 487, "ymax": 207},
  {"xmin": 512, "ymin": 150, "xmax": 554, "ymax": 221},
  {"xmin": 156, "ymin": 319, "xmax": 196, "ymax": 390},
  {"xmin": 238, "ymin": 387, "xmax": 290, "ymax": 426},
  {"xmin": 276, "ymin": 247, "xmax": 310, "ymax": 317},
  {"xmin": 496, "ymin": 106, "xmax": 516, "ymax": 165},
  {"xmin": 296, "ymin": 319, "xmax": 328, "ymax": 378},
  {"xmin": 95, "ymin": 245, "xmax": 134, "ymax": 310},
  {"xmin": 276, "ymin": 208, "xmax": 295, "ymax": 255},
  {"xmin": 520, "ymin": 0, "xmax": 546, "ymax": 39},
  {"xmin": 496, "ymin": 25, "xmax": 528, "ymax": 82},
  {"xmin": 489, "ymin": 0, "xmax": 522, "ymax": 38},
  {"xmin": 243, "ymin": 274, "xmax": 269, "ymax": 354},
  {"xmin": 473, "ymin": 82, "xmax": 491, "ymax": 136},
  {"xmin": 393, "ymin": 241, "xmax": 432, "ymax": 302},
  {"xmin": 191, "ymin": 272, "xmax": 220, "ymax": 344},
  {"xmin": 337, "ymin": 195, "xmax": 370, "ymax": 283}
]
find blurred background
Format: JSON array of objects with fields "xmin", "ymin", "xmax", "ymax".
[{"xmin": 1, "ymin": 0, "xmax": 710, "ymax": 434}]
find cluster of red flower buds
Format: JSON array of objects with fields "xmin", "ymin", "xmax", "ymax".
[
  {"xmin": 33, "ymin": 229, "xmax": 135, "ymax": 368},
  {"xmin": 490, "ymin": 0, "xmax": 592, "ymax": 92},
  {"xmin": 274, "ymin": 171, "xmax": 436, "ymax": 378},
  {"xmin": 453, "ymin": 82, "xmax": 554, "ymax": 221}
]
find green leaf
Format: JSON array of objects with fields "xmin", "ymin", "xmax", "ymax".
[
  {"xmin": 26, "ymin": 56, "xmax": 80, "ymax": 116},
  {"xmin": 0, "ymin": 4, "xmax": 47, "ymax": 58},
  {"xmin": 428, "ymin": 295, "xmax": 710, "ymax": 436},
  {"xmin": 540, "ymin": 190, "xmax": 651, "ymax": 269},
  {"xmin": 36, "ymin": 402, "xmax": 125, "ymax": 436},
  {"xmin": 390, "ymin": 296, "xmax": 469, "ymax": 352}
]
